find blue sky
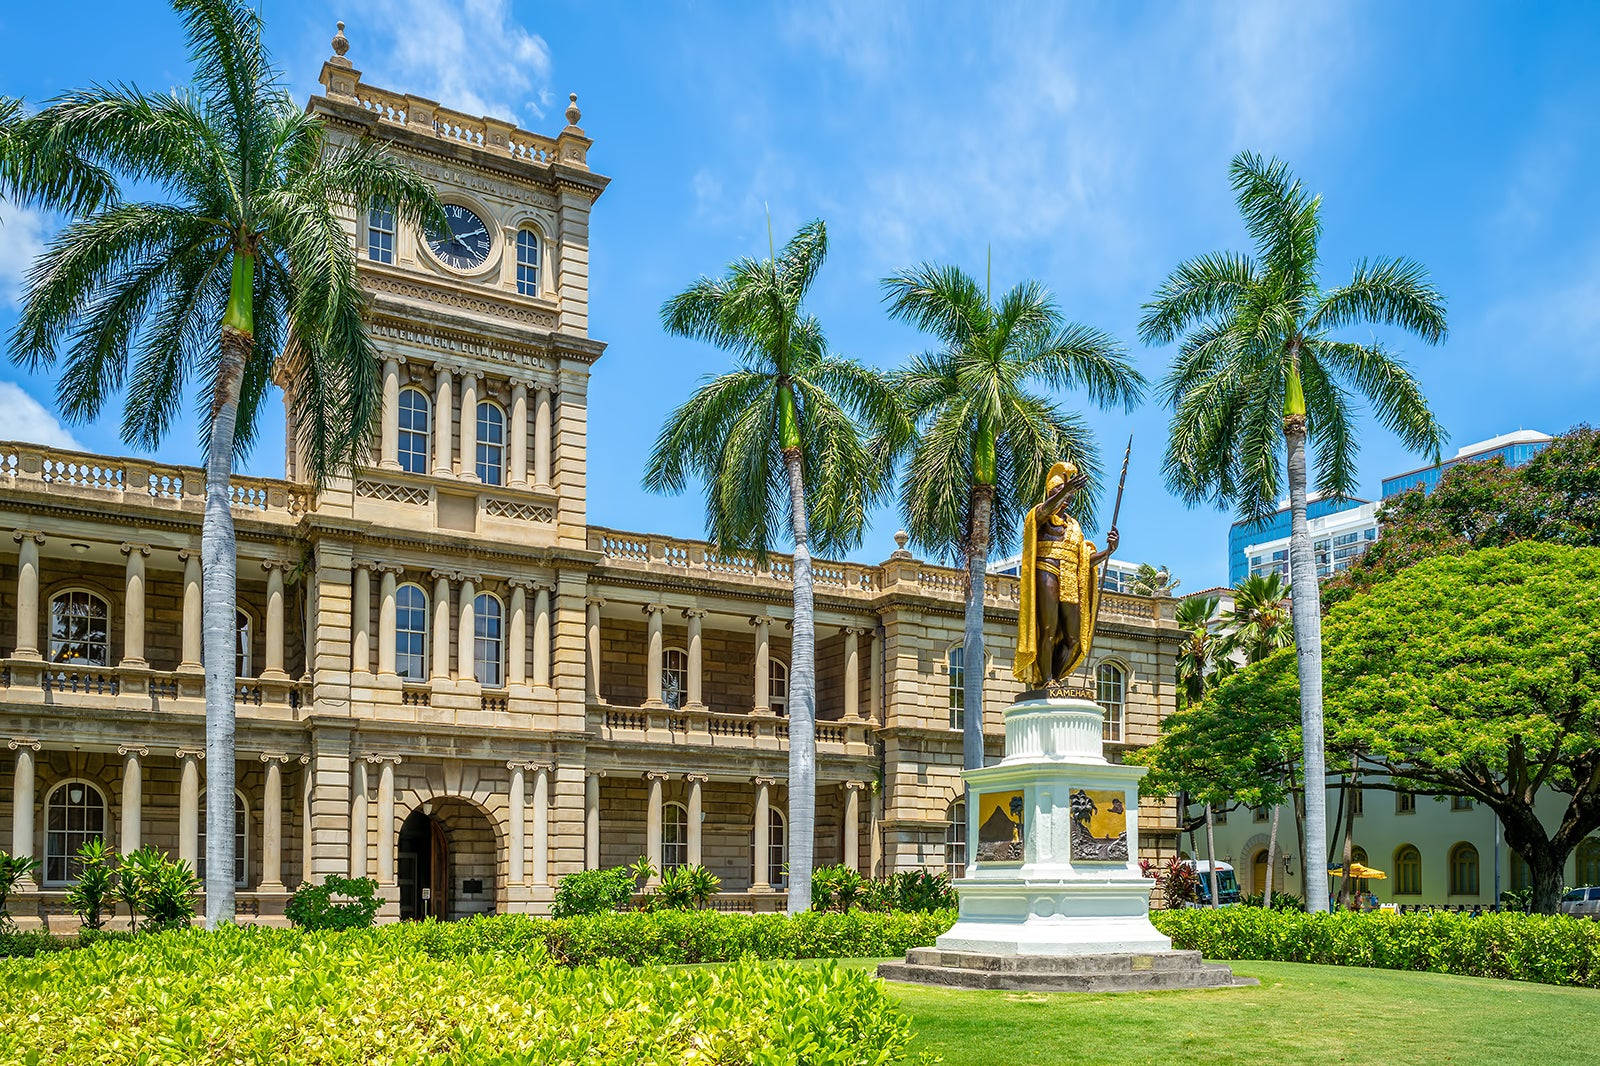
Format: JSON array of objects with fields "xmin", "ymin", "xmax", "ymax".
[{"xmin": 2, "ymin": 1, "xmax": 1596, "ymax": 590}]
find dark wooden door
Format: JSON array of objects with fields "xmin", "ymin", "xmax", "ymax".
[{"xmin": 428, "ymin": 817, "xmax": 449, "ymax": 921}]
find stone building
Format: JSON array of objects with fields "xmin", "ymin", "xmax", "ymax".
[{"xmin": 0, "ymin": 33, "xmax": 1182, "ymax": 927}]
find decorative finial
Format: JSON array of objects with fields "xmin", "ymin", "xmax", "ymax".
[
  {"xmin": 565, "ymin": 92, "xmax": 581, "ymax": 127},
  {"xmin": 331, "ymin": 21, "xmax": 349, "ymax": 58},
  {"xmin": 891, "ymin": 530, "xmax": 912, "ymax": 559}
]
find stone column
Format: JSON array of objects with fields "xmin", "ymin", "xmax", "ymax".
[
  {"xmin": 432, "ymin": 365, "xmax": 454, "ymax": 476},
  {"xmin": 11, "ymin": 533, "xmax": 42, "ymax": 660},
  {"xmin": 507, "ymin": 583, "xmax": 528, "ymax": 687},
  {"xmin": 843, "ymin": 781, "xmax": 866, "ymax": 872},
  {"xmin": 431, "ymin": 571, "xmax": 452, "ymax": 680},
  {"xmin": 119, "ymin": 745, "xmax": 146, "ymax": 855},
  {"xmin": 868, "ymin": 627, "xmax": 882, "ymax": 723},
  {"xmin": 842, "ymin": 627, "xmax": 860, "ymax": 722},
  {"xmin": 120, "ymin": 543, "xmax": 150, "ymax": 667},
  {"xmin": 751, "ymin": 777, "xmax": 773, "ymax": 891},
  {"xmin": 377, "ymin": 567, "xmax": 399, "ymax": 675},
  {"xmin": 351, "ymin": 563, "xmax": 372, "ymax": 677},
  {"xmin": 585, "ymin": 598, "xmax": 604, "ymax": 703},
  {"xmin": 751, "ymin": 615, "xmax": 771, "ymax": 714},
  {"xmin": 179, "ymin": 548, "xmax": 202, "ymax": 669},
  {"xmin": 349, "ymin": 758, "xmax": 368, "ymax": 879},
  {"xmin": 585, "ymin": 771, "xmax": 602, "ymax": 869},
  {"xmin": 509, "ymin": 381, "xmax": 529, "ymax": 487},
  {"xmin": 532, "ymin": 765, "xmax": 550, "ymax": 885},
  {"xmin": 9, "ymin": 740, "xmax": 39, "ymax": 884},
  {"xmin": 379, "ymin": 356, "xmax": 401, "ymax": 469},
  {"xmin": 375, "ymin": 757, "xmax": 398, "ymax": 887},
  {"xmin": 533, "ymin": 387, "xmax": 552, "ymax": 486},
  {"xmin": 457, "ymin": 575, "xmax": 478, "ymax": 683},
  {"xmin": 532, "ymin": 585, "xmax": 552, "ymax": 688},
  {"xmin": 459, "ymin": 372, "xmax": 479, "ymax": 481},
  {"xmin": 683, "ymin": 609, "xmax": 705, "ymax": 708},
  {"xmin": 263, "ymin": 563, "xmax": 287, "ymax": 679},
  {"xmin": 644, "ymin": 605, "xmax": 665, "ymax": 706},
  {"xmin": 259, "ymin": 754, "xmax": 287, "ymax": 890},
  {"xmin": 686, "ymin": 773, "xmax": 705, "ymax": 867},
  {"xmin": 644, "ymin": 771, "xmax": 666, "ymax": 885},
  {"xmin": 507, "ymin": 761, "xmax": 528, "ymax": 886},
  {"xmin": 177, "ymin": 749, "xmax": 202, "ymax": 870}
]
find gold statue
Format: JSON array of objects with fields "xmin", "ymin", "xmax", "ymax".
[{"xmin": 1013, "ymin": 460, "xmax": 1118, "ymax": 689}]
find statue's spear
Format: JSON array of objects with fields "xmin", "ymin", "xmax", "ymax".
[
  {"xmin": 1085, "ymin": 437, "xmax": 1132, "ymax": 661},
  {"xmin": 1106, "ymin": 435, "xmax": 1132, "ymax": 554}
]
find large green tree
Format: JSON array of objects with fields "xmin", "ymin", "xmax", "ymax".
[
  {"xmin": 646, "ymin": 218, "xmax": 895, "ymax": 912},
  {"xmin": 878, "ymin": 262, "xmax": 1143, "ymax": 770},
  {"xmin": 7, "ymin": 0, "xmax": 443, "ymax": 926},
  {"xmin": 1152, "ymin": 543, "xmax": 1600, "ymax": 914},
  {"xmin": 1139, "ymin": 152, "xmax": 1447, "ymax": 910}
]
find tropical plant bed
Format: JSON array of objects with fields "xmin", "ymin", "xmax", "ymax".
[{"xmin": 0, "ymin": 925, "xmax": 927, "ymax": 1065}]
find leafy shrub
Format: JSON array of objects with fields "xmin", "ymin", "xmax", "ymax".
[
  {"xmin": 0, "ymin": 850, "xmax": 41, "ymax": 933},
  {"xmin": 812, "ymin": 864, "xmax": 869, "ymax": 912},
  {"xmin": 550, "ymin": 865, "xmax": 636, "ymax": 918},
  {"xmin": 0, "ymin": 928, "xmax": 132, "ymax": 959},
  {"xmin": 1241, "ymin": 890, "xmax": 1305, "ymax": 911},
  {"xmin": 652, "ymin": 865, "xmax": 721, "ymax": 910},
  {"xmin": 864, "ymin": 871, "xmax": 959, "ymax": 913},
  {"xmin": 114, "ymin": 847, "xmax": 198, "ymax": 932},
  {"xmin": 65, "ymin": 838, "xmax": 118, "ymax": 930},
  {"xmin": 1141, "ymin": 856, "xmax": 1199, "ymax": 908},
  {"xmin": 285, "ymin": 875, "xmax": 382, "ymax": 930},
  {"xmin": 1153, "ymin": 907, "xmax": 1600, "ymax": 988},
  {"xmin": 0, "ymin": 924, "xmax": 929, "ymax": 1065}
]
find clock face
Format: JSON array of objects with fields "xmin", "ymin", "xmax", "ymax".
[{"xmin": 425, "ymin": 203, "xmax": 493, "ymax": 270}]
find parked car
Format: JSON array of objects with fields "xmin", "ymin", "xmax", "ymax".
[
  {"xmin": 1558, "ymin": 886, "xmax": 1600, "ymax": 918},
  {"xmin": 1182, "ymin": 860, "xmax": 1242, "ymax": 906}
]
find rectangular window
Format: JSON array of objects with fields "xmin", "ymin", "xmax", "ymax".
[
  {"xmin": 1397, "ymin": 792, "xmax": 1415, "ymax": 814},
  {"xmin": 1351, "ymin": 789, "xmax": 1364, "ymax": 817},
  {"xmin": 367, "ymin": 199, "xmax": 395, "ymax": 263},
  {"xmin": 1451, "ymin": 795, "xmax": 1473, "ymax": 811},
  {"xmin": 1253, "ymin": 806, "xmax": 1268, "ymax": 823},
  {"xmin": 948, "ymin": 647, "xmax": 964, "ymax": 731}
]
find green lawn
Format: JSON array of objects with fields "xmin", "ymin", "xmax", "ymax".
[{"xmin": 847, "ymin": 959, "xmax": 1600, "ymax": 1065}]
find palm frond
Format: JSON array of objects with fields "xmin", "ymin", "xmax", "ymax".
[
  {"xmin": 880, "ymin": 262, "xmax": 989, "ymax": 346},
  {"xmin": 1310, "ymin": 256, "xmax": 1447, "ymax": 344},
  {"xmin": 1138, "ymin": 251, "xmax": 1258, "ymax": 345}
]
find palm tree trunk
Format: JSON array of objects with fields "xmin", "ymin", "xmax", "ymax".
[
  {"xmin": 962, "ymin": 485, "xmax": 993, "ymax": 771},
  {"xmin": 1264, "ymin": 805, "xmax": 1279, "ymax": 908},
  {"xmin": 1284, "ymin": 403, "xmax": 1330, "ymax": 912},
  {"xmin": 783, "ymin": 448, "xmax": 816, "ymax": 914},
  {"xmin": 1203, "ymin": 803, "xmax": 1220, "ymax": 907}
]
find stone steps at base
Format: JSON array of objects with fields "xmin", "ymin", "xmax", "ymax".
[
  {"xmin": 907, "ymin": 948, "xmax": 1208, "ymax": 974},
  {"xmin": 877, "ymin": 957, "xmax": 1258, "ymax": 994}
]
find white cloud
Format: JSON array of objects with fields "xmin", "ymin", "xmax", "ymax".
[
  {"xmin": 353, "ymin": 0, "xmax": 554, "ymax": 123},
  {"xmin": 0, "ymin": 381, "xmax": 81, "ymax": 450},
  {"xmin": 0, "ymin": 201, "xmax": 48, "ymax": 308}
]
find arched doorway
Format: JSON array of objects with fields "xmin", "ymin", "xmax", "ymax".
[
  {"xmin": 1252, "ymin": 848, "xmax": 1271, "ymax": 895},
  {"xmin": 397, "ymin": 797, "xmax": 500, "ymax": 921}
]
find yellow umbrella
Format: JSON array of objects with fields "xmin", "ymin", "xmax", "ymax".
[{"xmin": 1327, "ymin": 863, "xmax": 1387, "ymax": 880}]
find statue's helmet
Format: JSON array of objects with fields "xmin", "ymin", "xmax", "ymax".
[{"xmin": 1046, "ymin": 460, "xmax": 1079, "ymax": 495}]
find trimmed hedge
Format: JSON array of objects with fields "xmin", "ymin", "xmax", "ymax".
[
  {"xmin": 0, "ymin": 924, "xmax": 931, "ymax": 1064},
  {"xmin": 0, "ymin": 928, "xmax": 132, "ymax": 959},
  {"xmin": 1154, "ymin": 907, "xmax": 1600, "ymax": 988}
]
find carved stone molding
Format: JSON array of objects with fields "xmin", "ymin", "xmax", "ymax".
[
  {"xmin": 7, "ymin": 737, "xmax": 42, "ymax": 752},
  {"xmin": 117, "ymin": 744, "xmax": 150, "ymax": 758}
]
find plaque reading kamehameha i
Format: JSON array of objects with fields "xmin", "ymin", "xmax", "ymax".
[
  {"xmin": 1070, "ymin": 788, "xmax": 1129, "ymax": 862},
  {"xmin": 975, "ymin": 789, "xmax": 1024, "ymax": 863}
]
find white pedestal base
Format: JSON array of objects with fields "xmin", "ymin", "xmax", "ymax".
[{"xmin": 937, "ymin": 877, "xmax": 1171, "ymax": 956}]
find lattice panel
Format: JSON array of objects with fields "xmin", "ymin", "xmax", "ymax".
[
  {"xmin": 356, "ymin": 480, "xmax": 431, "ymax": 506},
  {"xmin": 485, "ymin": 498, "xmax": 555, "ymax": 523}
]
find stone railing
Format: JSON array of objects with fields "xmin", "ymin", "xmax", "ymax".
[
  {"xmin": 341, "ymin": 81, "xmax": 567, "ymax": 169},
  {"xmin": 588, "ymin": 527, "xmax": 1171, "ymax": 624},
  {"xmin": 0, "ymin": 442, "xmax": 307, "ymax": 522},
  {"xmin": 2, "ymin": 660, "xmax": 306, "ymax": 714},
  {"xmin": 590, "ymin": 703, "xmax": 873, "ymax": 755}
]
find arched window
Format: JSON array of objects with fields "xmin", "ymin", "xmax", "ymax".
[
  {"xmin": 1345, "ymin": 845, "xmax": 1371, "ymax": 896},
  {"xmin": 367, "ymin": 197, "xmax": 395, "ymax": 263},
  {"xmin": 198, "ymin": 791, "xmax": 248, "ymax": 887},
  {"xmin": 1579, "ymin": 839, "xmax": 1600, "ymax": 887},
  {"xmin": 397, "ymin": 388, "xmax": 431, "ymax": 474},
  {"xmin": 475, "ymin": 401, "xmax": 505, "ymax": 485},
  {"xmin": 767, "ymin": 807, "xmax": 787, "ymax": 887},
  {"xmin": 44, "ymin": 781, "xmax": 107, "ymax": 884},
  {"xmin": 1394, "ymin": 845, "xmax": 1422, "ymax": 896},
  {"xmin": 1449, "ymin": 843, "xmax": 1480, "ymax": 896},
  {"xmin": 49, "ymin": 590, "xmax": 110, "ymax": 666},
  {"xmin": 235, "ymin": 608, "xmax": 252, "ymax": 678},
  {"xmin": 395, "ymin": 583, "xmax": 428, "ymax": 681},
  {"xmin": 1510, "ymin": 851, "xmax": 1532, "ymax": 893},
  {"xmin": 768, "ymin": 658, "xmax": 789, "ymax": 716},
  {"xmin": 662, "ymin": 801, "xmax": 689, "ymax": 872},
  {"xmin": 1096, "ymin": 661, "xmax": 1126, "ymax": 742},
  {"xmin": 662, "ymin": 647, "xmax": 688, "ymax": 710},
  {"xmin": 947, "ymin": 645, "xmax": 964, "ymax": 730},
  {"xmin": 515, "ymin": 228, "xmax": 540, "ymax": 295},
  {"xmin": 474, "ymin": 593, "xmax": 504, "ymax": 687},
  {"xmin": 946, "ymin": 800, "xmax": 967, "ymax": 879}
]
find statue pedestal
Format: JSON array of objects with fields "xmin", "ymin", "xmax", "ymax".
[{"xmin": 879, "ymin": 696, "xmax": 1253, "ymax": 992}]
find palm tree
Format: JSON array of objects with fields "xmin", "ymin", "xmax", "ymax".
[
  {"xmin": 879, "ymin": 262, "xmax": 1144, "ymax": 771},
  {"xmin": 0, "ymin": 96, "xmax": 115, "ymax": 214},
  {"xmin": 1224, "ymin": 572, "xmax": 1293, "ymax": 663},
  {"xmin": 1172, "ymin": 594, "xmax": 1230, "ymax": 906},
  {"xmin": 7, "ymin": 0, "xmax": 444, "ymax": 927},
  {"xmin": 1140, "ymin": 151, "xmax": 1447, "ymax": 911},
  {"xmin": 645, "ymin": 218, "xmax": 895, "ymax": 913}
]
